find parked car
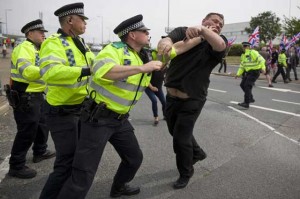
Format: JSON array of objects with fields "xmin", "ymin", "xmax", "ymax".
[
  {"xmin": 90, "ymin": 44, "xmax": 102, "ymax": 52},
  {"xmin": 15, "ymin": 38, "xmax": 26, "ymax": 46}
]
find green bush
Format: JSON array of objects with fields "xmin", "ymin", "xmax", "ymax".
[{"xmin": 227, "ymin": 44, "xmax": 244, "ymax": 56}]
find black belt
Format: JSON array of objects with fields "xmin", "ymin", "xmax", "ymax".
[
  {"xmin": 93, "ymin": 105, "xmax": 129, "ymax": 120},
  {"xmin": 19, "ymin": 92, "xmax": 44, "ymax": 97}
]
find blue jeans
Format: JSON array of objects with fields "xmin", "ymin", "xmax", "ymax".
[{"xmin": 145, "ymin": 87, "xmax": 166, "ymax": 117}]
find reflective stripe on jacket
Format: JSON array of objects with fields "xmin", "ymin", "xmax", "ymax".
[
  {"xmin": 39, "ymin": 33, "xmax": 94, "ymax": 105},
  {"xmin": 237, "ymin": 49, "xmax": 266, "ymax": 77},
  {"xmin": 11, "ymin": 40, "xmax": 45, "ymax": 92}
]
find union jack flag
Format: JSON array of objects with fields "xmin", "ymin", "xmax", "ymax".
[
  {"xmin": 285, "ymin": 32, "xmax": 300, "ymax": 49},
  {"xmin": 248, "ymin": 26, "xmax": 259, "ymax": 48},
  {"xmin": 279, "ymin": 33, "xmax": 288, "ymax": 50},
  {"xmin": 227, "ymin": 36, "xmax": 237, "ymax": 47},
  {"xmin": 268, "ymin": 40, "xmax": 273, "ymax": 50}
]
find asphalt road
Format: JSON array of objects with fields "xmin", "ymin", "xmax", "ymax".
[{"xmin": 0, "ymin": 68, "xmax": 300, "ymax": 198}]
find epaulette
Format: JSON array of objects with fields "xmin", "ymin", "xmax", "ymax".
[
  {"xmin": 111, "ymin": 41, "xmax": 126, "ymax": 49},
  {"xmin": 47, "ymin": 33, "xmax": 61, "ymax": 40}
]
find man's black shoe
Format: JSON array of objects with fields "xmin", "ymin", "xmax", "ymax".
[
  {"xmin": 33, "ymin": 150, "xmax": 56, "ymax": 163},
  {"xmin": 272, "ymin": 80, "xmax": 277, "ymax": 83},
  {"xmin": 110, "ymin": 183, "xmax": 140, "ymax": 198},
  {"xmin": 250, "ymin": 98, "xmax": 255, "ymax": 103},
  {"xmin": 238, "ymin": 102, "xmax": 249, "ymax": 109},
  {"xmin": 193, "ymin": 149, "xmax": 207, "ymax": 165},
  {"xmin": 8, "ymin": 166, "xmax": 37, "ymax": 179},
  {"xmin": 173, "ymin": 177, "xmax": 190, "ymax": 189}
]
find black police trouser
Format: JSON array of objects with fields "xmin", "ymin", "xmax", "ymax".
[
  {"xmin": 165, "ymin": 95, "xmax": 206, "ymax": 178},
  {"xmin": 39, "ymin": 105, "xmax": 81, "ymax": 199},
  {"xmin": 218, "ymin": 59, "xmax": 227, "ymax": 73},
  {"xmin": 57, "ymin": 117, "xmax": 143, "ymax": 199},
  {"xmin": 240, "ymin": 70, "xmax": 260, "ymax": 104},
  {"xmin": 9, "ymin": 93, "xmax": 49, "ymax": 170},
  {"xmin": 272, "ymin": 64, "xmax": 287, "ymax": 81}
]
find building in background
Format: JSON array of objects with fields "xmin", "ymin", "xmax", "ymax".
[{"xmin": 221, "ymin": 21, "xmax": 282, "ymax": 45}]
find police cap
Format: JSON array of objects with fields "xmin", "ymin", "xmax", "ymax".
[
  {"xmin": 113, "ymin": 14, "xmax": 150, "ymax": 38},
  {"xmin": 21, "ymin": 19, "xmax": 48, "ymax": 34},
  {"xmin": 242, "ymin": 42, "xmax": 251, "ymax": 47},
  {"xmin": 54, "ymin": 2, "xmax": 88, "ymax": 20},
  {"xmin": 281, "ymin": 48, "xmax": 286, "ymax": 52}
]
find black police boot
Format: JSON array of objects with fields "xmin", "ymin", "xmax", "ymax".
[
  {"xmin": 173, "ymin": 169, "xmax": 194, "ymax": 189},
  {"xmin": 8, "ymin": 166, "xmax": 37, "ymax": 179},
  {"xmin": 272, "ymin": 79, "xmax": 277, "ymax": 83},
  {"xmin": 238, "ymin": 102, "xmax": 249, "ymax": 109},
  {"xmin": 250, "ymin": 98, "xmax": 255, "ymax": 103},
  {"xmin": 193, "ymin": 148, "xmax": 207, "ymax": 165},
  {"xmin": 110, "ymin": 183, "xmax": 140, "ymax": 198},
  {"xmin": 33, "ymin": 150, "xmax": 56, "ymax": 163}
]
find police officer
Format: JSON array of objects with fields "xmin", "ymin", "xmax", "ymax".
[
  {"xmin": 236, "ymin": 42, "xmax": 266, "ymax": 109},
  {"xmin": 38, "ymin": 3, "xmax": 94, "ymax": 199},
  {"xmin": 8, "ymin": 19, "xmax": 55, "ymax": 179},
  {"xmin": 272, "ymin": 48, "xmax": 289, "ymax": 84},
  {"xmin": 53, "ymin": 14, "xmax": 162, "ymax": 199}
]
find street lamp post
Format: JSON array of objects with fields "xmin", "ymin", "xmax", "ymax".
[
  {"xmin": 101, "ymin": 16, "xmax": 103, "ymax": 44},
  {"xmin": 97, "ymin": 16, "xmax": 104, "ymax": 45},
  {"xmin": 5, "ymin": 9, "xmax": 12, "ymax": 34}
]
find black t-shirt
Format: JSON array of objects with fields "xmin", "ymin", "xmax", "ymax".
[
  {"xmin": 271, "ymin": 51, "xmax": 278, "ymax": 64},
  {"xmin": 165, "ymin": 27, "xmax": 227, "ymax": 99}
]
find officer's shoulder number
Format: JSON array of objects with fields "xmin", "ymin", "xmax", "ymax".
[{"xmin": 111, "ymin": 42, "xmax": 126, "ymax": 49}]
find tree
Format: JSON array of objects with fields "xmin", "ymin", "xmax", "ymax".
[
  {"xmin": 282, "ymin": 16, "xmax": 300, "ymax": 37},
  {"xmin": 245, "ymin": 11, "xmax": 281, "ymax": 43}
]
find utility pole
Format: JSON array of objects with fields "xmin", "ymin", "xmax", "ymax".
[{"xmin": 5, "ymin": 9, "xmax": 12, "ymax": 34}]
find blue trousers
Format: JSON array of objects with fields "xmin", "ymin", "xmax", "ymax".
[{"xmin": 145, "ymin": 87, "xmax": 166, "ymax": 117}]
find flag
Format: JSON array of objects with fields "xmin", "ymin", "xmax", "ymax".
[
  {"xmin": 227, "ymin": 36, "xmax": 237, "ymax": 47},
  {"xmin": 248, "ymin": 26, "xmax": 259, "ymax": 48},
  {"xmin": 268, "ymin": 40, "xmax": 273, "ymax": 50},
  {"xmin": 279, "ymin": 33, "xmax": 288, "ymax": 50},
  {"xmin": 285, "ymin": 32, "xmax": 300, "ymax": 49}
]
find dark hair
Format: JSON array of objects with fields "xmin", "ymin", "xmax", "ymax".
[{"xmin": 204, "ymin": 12, "xmax": 224, "ymax": 23}]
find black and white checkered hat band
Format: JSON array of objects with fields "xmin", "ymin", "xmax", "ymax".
[
  {"xmin": 57, "ymin": 8, "xmax": 84, "ymax": 18},
  {"xmin": 118, "ymin": 21, "xmax": 145, "ymax": 37},
  {"xmin": 24, "ymin": 24, "xmax": 44, "ymax": 34}
]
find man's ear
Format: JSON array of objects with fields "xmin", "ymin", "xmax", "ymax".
[{"xmin": 68, "ymin": 17, "xmax": 73, "ymax": 25}]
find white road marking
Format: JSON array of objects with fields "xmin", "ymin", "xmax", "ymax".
[
  {"xmin": 0, "ymin": 155, "xmax": 10, "ymax": 183},
  {"xmin": 230, "ymin": 101, "xmax": 300, "ymax": 117},
  {"xmin": 272, "ymin": 99, "xmax": 300, "ymax": 106},
  {"xmin": 208, "ymin": 88, "xmax": 227, "ymax": 93},
  {"xmin": 258, "ymin": 86, "xmax": 300, "ymax": 94},
  {"xmin": 0, "ymin": 101, "xmax": 9, "ymax": 114},
  {"xmin": 228, "ymin": 106, "xmax": 300, "ymax": 146}
]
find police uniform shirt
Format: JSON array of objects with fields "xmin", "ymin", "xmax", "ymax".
[{"xmin": 164, "ymin": 27, "xmax": 228, "ymax": 99}]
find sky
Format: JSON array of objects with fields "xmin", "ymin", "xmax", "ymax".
[{"xmin": 0, "ymin": 0, "xmax": 300, "ymax": 46}]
